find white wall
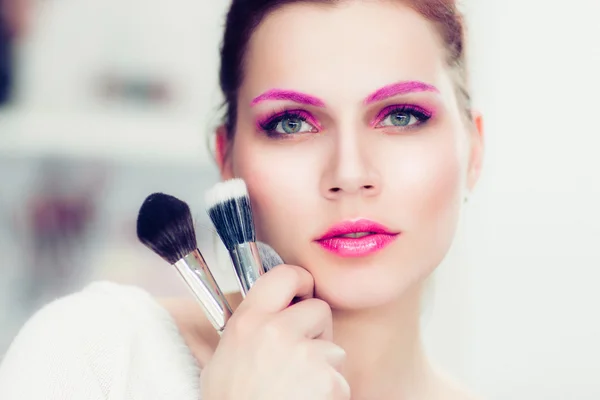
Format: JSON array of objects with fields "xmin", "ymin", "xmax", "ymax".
[
  {"xmin": 1, "ymin": 0, "xmax": 599, "ymax": 398},
  {"xmin": 463, "ymin": 0, "xmax": 600, "ymax": 398},
  {"xmin": 15, "ymin": 0, "xmax": 228, "ymax": 114}
]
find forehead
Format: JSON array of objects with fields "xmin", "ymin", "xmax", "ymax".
[{"xmin": 242, "ymin": 1, "xmax": 451, "ymax": 105}]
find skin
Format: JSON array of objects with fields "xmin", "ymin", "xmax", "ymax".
[{"xmin": 162, "ymin": 1, "xmax": 484, "ymax": 399}]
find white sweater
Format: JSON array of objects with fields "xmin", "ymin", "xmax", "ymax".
[{"xmin": 0, "ymin": 282, "xmax": 202, "ymax": 400}]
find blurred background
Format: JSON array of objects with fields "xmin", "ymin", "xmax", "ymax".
[{"xmin": 0, "ymin": 0, "xmax": 598, "ymax": 399}]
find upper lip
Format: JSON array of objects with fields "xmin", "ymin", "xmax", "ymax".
[{"xmin": 316, "ymin": 219, "xmax": 398, "ymax": 241}]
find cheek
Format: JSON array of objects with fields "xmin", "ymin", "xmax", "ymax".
[
  {"xmin": 385, "ymin": 133, "xmax": 465, "ymax": 233},
  {"xmin": 230, "ymin": 136, "xmax": 322, "ymax": 244}
]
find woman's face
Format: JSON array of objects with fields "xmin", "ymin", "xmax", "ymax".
[{"xmin": 219, "ymin": 1, "xmax": 483, "ymax": 310}]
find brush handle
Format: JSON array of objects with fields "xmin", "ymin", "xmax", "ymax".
[
  {"xmin": 229, "ymin": 242, "xmax": 266, "ymax": 296},
  {"xmin": 173, "ymin": 250, "xmax": 233, "ymax": 332}
]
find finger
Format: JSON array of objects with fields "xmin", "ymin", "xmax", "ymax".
[
  {"xmin": 277, "ymin": 298, "xmax": 333, "ymax": 340},
  {"xmin": 302, "ymin": 339, "xmax": 346, "ymax": 371},
  {"xmin": 331, "ymin": 369, "xmax": 351, "ymax": 399},
  {"xmin": 238, "ymin": 264, "xmax": 315, "ymax": 314}
]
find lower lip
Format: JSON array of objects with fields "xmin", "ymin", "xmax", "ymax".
[{"xmin": 316, "ymin": 234, "xmax": 398, "ymax": 258}]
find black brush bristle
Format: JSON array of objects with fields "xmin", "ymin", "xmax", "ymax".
[
  {"xmin": 208, "ymin": 182, "xmax": 256, "ymax": 250},
  {"xmin": 136, "ymin": 193, "xmax": 197, "ymax": 264}
]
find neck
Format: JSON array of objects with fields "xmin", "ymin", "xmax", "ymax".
[{"xmin": 332, "ymin": 283, "xmax": 433, "ymax": 399}]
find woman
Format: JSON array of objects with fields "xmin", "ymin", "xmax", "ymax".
[{"xmin": 0, "ymin": 0, "xmax": 484, "ymax": 399}]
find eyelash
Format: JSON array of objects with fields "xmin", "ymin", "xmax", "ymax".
[
  {"xmin": 372, "ymin": 105, "xmax": 432, "ymax": 129},
  {"xmin": 257, "ymin": 104, "xmax": 433, "ymax": 139},
  {"xmin": 258, "ymin": 109, "xmax": 319, "ymax": 138}
]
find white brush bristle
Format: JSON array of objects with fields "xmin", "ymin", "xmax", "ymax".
[{"xmin": 204, "ymin": 178, "xmax": 248, "ymax": 209}]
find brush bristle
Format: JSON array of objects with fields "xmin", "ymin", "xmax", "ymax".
[
  {"xmin": 136, "ymin": 193, "xmax": 197, "ymax": 264},
  {"xmin": 205, "ymin": 179, "xmax": 255, "ymax": 250},
  {"xmin": 204, "ymin": 178, "xmax": 248, "ymax": 209},
  {"xmin": 257, "ymin": 242, "xmax": 284, "ymax": 271}
]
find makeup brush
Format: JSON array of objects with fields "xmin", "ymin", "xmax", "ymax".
[
  {"xmin": 136, "ymin": 192, "xmax": 233, "ymax": 333},
  {"xmin": 257, "ymin": 241, "xmax": 306, "ymax": 305},
  {"xmin": 205, "ymin": 179, "xmax": 265, "ymax": 296},
  {"xmin": 256, "ymin": 241, "xmax": 284, "ymax": 271}
]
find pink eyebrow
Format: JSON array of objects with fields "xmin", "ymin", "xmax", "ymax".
[
  {"xmin": 364, "ymin": 81, "xmax": 439, "ymax": 104},
  {"xmin": 251, "ymin": 89, "xmax": 326, "ymax": 107}
]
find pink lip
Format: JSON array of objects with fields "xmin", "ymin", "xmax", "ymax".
[{"xmin": 315, "ymin": 219, "xmax": 399, "ymax": 258}]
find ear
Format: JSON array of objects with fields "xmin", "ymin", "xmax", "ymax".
[
  {"xmin": 215, "ymin": 125, "xmax": 234, "ymax": 180},
  {"xmin": 466, "ymin": 110, "xmax": 484, "ymax": 192}
]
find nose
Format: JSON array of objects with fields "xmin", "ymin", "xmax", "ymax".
[{"xmin": 320, "ymin": 129, "xmax": 381, "ymax": 200}]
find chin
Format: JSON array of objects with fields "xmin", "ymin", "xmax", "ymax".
[
  {"xmin": 259, "ymin": 222, "xmax": 457, "ymax": 311},
  {"xmin": 299, "ymin": 251, "xmax": 435, "ymax": 311},
  {"xmin": 316, "ymin": 275, "xmax": 408, "ymax": 311}
]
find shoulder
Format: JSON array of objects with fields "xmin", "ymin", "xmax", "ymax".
[
  {"xmin": 14, "ymin": 281, "xmax": 185, "ymax": 356},
  {"xmin": 4, "ymin": 281, "xmax": 157, "ymax": 358},
  {"xmin": 440, "ymin": 378, "xmax": 483, "ymax": 400},
  {"xmin": 0, "ymin": 282, "xmax": 201, "ymax": 399},
  {"xmin": 430, "ymin": 366, "xmax": 483, "ymax": 400},
  {"xmin": 158, "ymin": 291, "xmax": 243, "ymax": 366},
  {"xmin": 436, "ymin": 383, "xmax": 483, "ymax": 400}
]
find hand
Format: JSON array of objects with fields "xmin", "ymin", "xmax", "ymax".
[{"xmin": 200, "ymin": 264, "xmax": 350, "ymax": 400}]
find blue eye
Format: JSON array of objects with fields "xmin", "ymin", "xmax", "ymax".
[
  {"xmin": 259, "ymin": 110, "xmax": 319, "ymax": 136},
  {"xmin": 381, "ymin": 111, "xmax": 416, "ymax": 127},
  {"xmin": 375, "ymin": 105, "xmax": 432, "ymax": 129},
  {"xmin": 278, "ymin": 116, "xmax": 313, "ymax": 134}
]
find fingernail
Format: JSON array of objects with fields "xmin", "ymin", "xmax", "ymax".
[{"xmin": 329, "ymin": 346, "xmax": 346, "ymax": 363}]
